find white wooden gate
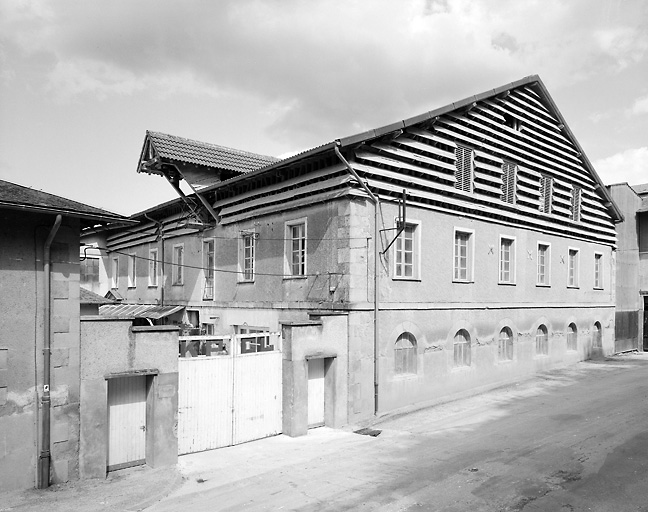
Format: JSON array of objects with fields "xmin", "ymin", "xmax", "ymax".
[
  {"xmin": 107, "ymin": 376, "xmax": 147, "ymax": 471},
  {"xmin": 178, "ymin": 334, "xmax": 282, "ymax": 455}
]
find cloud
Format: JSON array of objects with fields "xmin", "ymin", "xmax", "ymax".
[
  {"xmin": 2, "ymin": 0, "xmax": 647, "ymax": 149},
  {"xmin": 594, "ymin": 147, "xmax": 648, "ymax": 186},
  {"xmin": 630, "ymin": 94, "xmax": 648, "ymax": 115}
]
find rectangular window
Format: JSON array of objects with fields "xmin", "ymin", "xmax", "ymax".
[
  {"xmin": 501, "ymin": 162, "xmax": 517, "ymax": 204},
  {"xmin": 454, "ymin": 145, "xmax": 474, "ymax": 193},
  {"xmin": 203, "ymin": 240, "xmax": 215, "ymax": 299},
  {"xmin": 571, "ymin": 186, "xmax": 582, "ymax": 222},
  {"xmin": 149, "ymin": 249, "xmax": 158, "ymax": 287},
  {"xmin": 539, "ymin": 175, "xmax": 553, "ymax": 213},
  {"xmin": 594, "ymin": 253, "xmax": 603, "ymax": 289},
  {"xmin": 173, "ymin": 244, "xmax": 184, "ymax": 285},
  {"xmin": 80, "ymin": 258, "xmax": 100, "ymax": 284},
  {"xmin": 537, "ymin": 243, "xmax": 550, "ymax": 286},
  {"xmin": 499, "ymin": 236, "xmax": 516, "ymax": 284},
  {"xmin": 568, "ymin": 248, "xmax": 579, "ymax": 288},
  {"xmin": 111, "ymin": 257, "xmax": 119, "ymax": 289},
  {"xmin": 240, "ymin": 232, "xmax": 255, "ymax": 282},
  {"xmin": 285, "ymin": 220, "xmax": 306, "ymax": 277},
  {"xmin": 128, "ymin": 254, "xmax": 136, "ymax": 288},
  {"xmin": 453, "ymin": 229, "xmax": 474, "ymax": 282},
  {"xmin": 394, "ymin": 222, "xmax": 419, "ymax": 279}
]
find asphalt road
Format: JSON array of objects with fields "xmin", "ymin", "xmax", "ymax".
[{"xmin": 151, "ymin": 354, "xmax": 648, "ymax": 512}]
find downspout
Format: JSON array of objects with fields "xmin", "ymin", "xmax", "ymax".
[
  {"xmin": 38, "ymin": 214, "xmax": 62, "ymax": 489},
  {"xmin": 334, "ymin": 145, "xmax": 381, "ymax": 416}
]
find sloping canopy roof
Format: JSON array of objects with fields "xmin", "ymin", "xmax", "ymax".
[
  {"xmin": 99, "ymin": 303, "xmax": 184, "ymax": 320},
  {"xmin": 80, "ymin": 287, "xmax": 116, "ymax": 305},
  {"xmin": 138, "ymin": 131, "xmax": 279, "ymax": 175},
  {"xmin": 0, "ymin": 179, "xmax": 134, "ymax": 227}
]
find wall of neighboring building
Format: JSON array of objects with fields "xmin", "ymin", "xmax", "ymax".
[
  {"xmin": 0, "ymin": 211, "xmax": 81, "ymax": 491},
  {"xmin": 79, "ymin": 318, "xmax": 178, "ymax": 478},
  {"xmin": 608, "ymin": 184, "xmax": 642, "ymax": 352}
]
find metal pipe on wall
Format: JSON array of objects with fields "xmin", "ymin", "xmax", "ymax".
[
  {"xmin": 38, "ymin": 214, "xmax": 62, "ymax": 489},
  {"xmin": 334, "ymin": 145, "xmax": 381, "ymax": 415}
]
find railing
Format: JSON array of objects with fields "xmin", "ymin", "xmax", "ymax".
[{"xmin": 179, "ymin": 333, "xmax": 281, "ymax": 358}]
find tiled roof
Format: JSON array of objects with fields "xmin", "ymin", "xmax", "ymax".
[
  {"xmin": 80, "ymin": 287, "xmax": 116, "ymax": 305},
  {"xmin": 147, "ymin": 131, "xmax": 279, "ymax": 173},
  {"xmin": 0, "ymin": 179, "xmax": 130, "ymax": 223},
  {"xmin": 632, "ymin": 183, "xmax": 648, "ymax": 196}
]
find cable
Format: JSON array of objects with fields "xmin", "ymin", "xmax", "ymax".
[{"xmin": 90, "ymin": 245, "xmax": 350, "ymax": 278}]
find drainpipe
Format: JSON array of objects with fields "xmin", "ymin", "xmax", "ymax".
[
  {"xmin": 334, "ymin": 145, "xmax": 381, "ymax": 416},
  {"xmin": 38, "ymin": 214, "xmax": 62, "ymax": 489}
]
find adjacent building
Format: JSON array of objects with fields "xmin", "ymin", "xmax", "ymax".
[
  {"xmin": 607, "ymin": 182, "xmax": 648, "ymax": 351},
  {"xmin": 85, "ymin": 75, "xmax": 622, "ymax": 437}
]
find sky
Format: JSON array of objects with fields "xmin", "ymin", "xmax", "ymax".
[{"xmin": 1, "ymin": 0, "xmax": 647, "ymax": 216}]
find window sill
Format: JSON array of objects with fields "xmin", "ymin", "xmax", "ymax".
[
  {"xmin": 498, "ymin": 282, "xmax": 516, "ymax": 286},
  {"xmin": 283, "ymin": 275, "xmax": 308, "ymax": 280},
  {"xmin": 593, "ymin": 287, "xmax": 604, "ymax": 291},
  {"xmin": 567, "ymin": 285, "xmax": 580, "ymax": 289},
  {"xmin": 238, "ymin": 280, "xmax": 255, "ymax": 284},
  {"xmin": 536, "ymin": 283, "xmax": 551, "ymax": 288},
  {"xmin": 392, "ymin": 277, "xmax": 422, "ymax": 282},
  {"xmin": 452, "ymin": 279, "xmax": 474, "ymax": 284},
  {"xmin": 451, "ymin": 364, "xmax": 472, "ymax": 372},
  {"xmin": 172, "ymin": 283, "xmax": 184, "ymax": 287},
  {"xmin": 148, "ymin": 285, "xmax": 158, "ymax": 288}
]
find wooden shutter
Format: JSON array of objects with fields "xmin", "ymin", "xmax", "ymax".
[
  {"xmin": 501, "ymin": 162, "xmax": 517, "ymax": 204},
  {"xmin": 571, "ymin": 187, "xmax": 582, "ymax": 221},
  {"xmin": 454, "ymin": 146, "xmax": 473, "ymax": 193},
  {"xmin": 539, "ymin": 175, "xmax": 553, "ymax": 213}
]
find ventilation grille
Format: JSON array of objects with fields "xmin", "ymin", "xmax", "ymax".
[
  {"xmin": 455, "ymin": 146, "xmax": 473, "ymax": 193},
  {"xmin": 501, "ymin": 162, "xmax": 517, "ymax": 204}
]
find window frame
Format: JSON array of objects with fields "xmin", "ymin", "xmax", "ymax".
[
  {"xmin": 567, "ymin": 247, "xmax": 580, "ymax": 288},
  {"xmin": 453, "ymin": 228, "xmax": 475, "ymax": 283},
  {"xmin": 535, "ymin": 325, "xmax": 549, "ymax": 356},
  {"xmin": 594, "ymin": 252, "xmax": 603, "ymax": 289},
  {"xmin": 127, "ymin": 253, "xmax": 136, "ymax": 288},
  {"xmin": 203, "ymin": 239, "xmax": 215, "ymax": 299},
  {"xmin": 497, "ymin": 327, "xmax": 514, "ymax": 362},
  {"xmin": 111, "ymin": 257, "xmax": 119, "ymax": 289},
  {"xmin": 498, "ymin": 235, "xmax": 516, "ymax": 285},
  {"xmin": 172, "ymin": 243, "xmax": 184, "ymax": 286},
  {"xmin": 284, "ymin": 218, "xmax": 307, "ymax": 278},
  {"xmin": 148, "ymin": 248, "xmax": 158, "ymax": 287},
  {"xmin": 536, "ymin": 242, "xmax": 551, "ymax": 287},
  {"xmin": 566, "ymin": 323, "xmax": 578, "ymax": 351},
  {"xmin": 80, "ymin": 257, "xmax": 100, "ymax": 284},
  {"xmin": 453, "ymin": 329, "xmax": 471, "ymax": 368},
  {"xmin": 239, "ymin": 231, "xmax": 256, "ymax": 283},
  {"xmin": 393, "ymin": 219, "xmax": 421, "ymax": 281},
  {"xmin": 394, "ymin": 332, "xmax": 417, "ymax": 376}
]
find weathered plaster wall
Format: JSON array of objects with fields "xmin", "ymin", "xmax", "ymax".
[
  {"xmin": 79, "ymin": 319, "xmax": 178, "ymax": 478},
  {"xmin": 281, "ymin": 314, "xmax": 348, "ymax": 437},
  {"xmin": 0, "ymin": 211, "xmax": 81, "ymax": 491}
]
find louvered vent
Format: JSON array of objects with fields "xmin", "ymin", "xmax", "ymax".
[
  {"xmin": 455, "ymin": 146, "xmax": 473, "ymax": 193},
  {"xmin": 501, "ymin": 162, "xmax": 517, "ymax": 204},
  {"xmin": 539, "ymin": 175, "xmax": 553, "ymax": 213},
  {"xmin": 571, "ymin": 186, "xmax": 582, "ymax": 221}
]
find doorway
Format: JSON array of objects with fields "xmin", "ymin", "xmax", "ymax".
[
  {"xmin": 107, "ymin": 376, "xmax": 147, "ymax": 471},
  {"xmin": 307, "ymin": 358, "xmax": 325, "ymax": 428}
]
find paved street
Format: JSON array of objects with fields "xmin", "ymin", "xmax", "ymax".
[{"xmin": 151, "ymin": 353, "xmax": 648, "ymax": 512}]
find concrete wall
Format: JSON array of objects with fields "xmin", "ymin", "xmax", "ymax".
[
  {"xmin": 0, "ymin": 211, "xmax": 81, "ymax": 491},
  {"xmin": 281, "ymin": 315, "xmax": 349, "ymax": 437},
  {"xmin": 79, "ymin": 318, "xmax": 178, "ymax": 478}
]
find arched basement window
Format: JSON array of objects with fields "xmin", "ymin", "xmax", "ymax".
[
  {"xmin": 536, "ymin": 325, "xmax": 549, "ymax": 356},
  {"xmin": 453, "ymin": 329, "xmax": 471, "ymax": 367},
  {"xmin": 395, "ymin": 332, "xmax": 417, "ymax": 375},
  {"xmin": 498, "ymin": 327, "xmax": 514, "ymax": 361}
]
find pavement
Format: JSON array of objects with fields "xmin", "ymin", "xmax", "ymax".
[{"xmin": 3, "ymin": 353, "xmax": 648, "ymax": 511}]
